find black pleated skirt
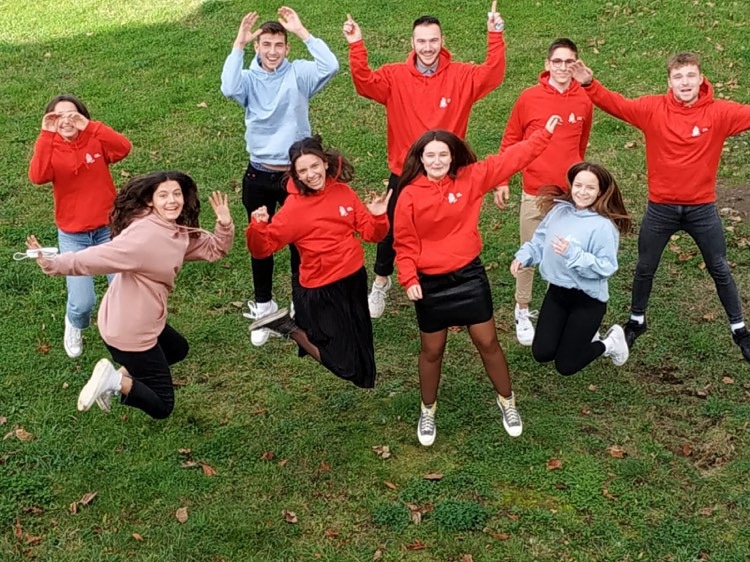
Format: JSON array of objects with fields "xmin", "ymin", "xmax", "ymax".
[
  {"xmin": 415, "ymin": 257, "xmax": 494, "ymax": 333},
  {"xmin": 292, "ymin": 267, "xmax": 376, "ymax": 388}
]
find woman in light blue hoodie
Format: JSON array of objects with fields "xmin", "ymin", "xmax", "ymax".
[{"xmin": 511, "ymin": 162, "xmax": 631, "ymax": 375}]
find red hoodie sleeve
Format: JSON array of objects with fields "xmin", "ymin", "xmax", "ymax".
[
  {"xmin": 352, "ymin": 194, "xmax": 389, "ymax": 243},
  {"xmin": 496, "ymin": 96, "xmax": 526, "ymax": 184},
  {"xmin": 579, "ymin": 100, "xmax": 594, "ymax": 157},
  {"xmin": 717, "ymin": 100, "xmax": 750, "ymax": 137},
  {"xmin": 28, "ymin": 130, "xmax": 56, "ymax": 185},
  {"xmin": 583, "ymin": 79, "xmax": 653, "ymax": 130},
  {"xmin": 348, "ymin": 40, "xmax": 391, "ymax": 104},
  {"xmin": 465, "ymin": 32, "xmax": 506, "ymax": 101},
  {"xmin": 393, "ymin": 191, "xmax": 421, "ymax": 289},
  {"xmin": 88, "ymin": 121, "xmax": 132, "ymax": 164},
  {"xmin": 473, "ymin": 129, "xmax": 553, "ymax": 193},
  {"xmin": 245, "ymin": 203, "xmax": 301, "ymax": 259}
]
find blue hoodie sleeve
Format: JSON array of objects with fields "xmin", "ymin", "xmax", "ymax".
[
  {"xmin": 515, "ymin": 206, "xmax": 557, "ymax": 267},
  {"xmin": 295, "ymin": 36, "xmax": 339, "ymax": 98},
  {"xmin": 563, "ymin": 219, "xmax": 619, "ymax": 279},
  {"xmin": 220, "ymin": 49, "xmax": 249, "ymax": 107}
]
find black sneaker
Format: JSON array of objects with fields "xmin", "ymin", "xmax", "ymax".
[
  {"xmin": 732, "ymin": 327, "xmax": 750, "ymax": 363},
  {"xmin": 248, "ymin": 308, "xmax": 299, "ymax": 338},
  {"xmin": 623, "ymin": 319, "xmax": 647, "ymax": 350}
]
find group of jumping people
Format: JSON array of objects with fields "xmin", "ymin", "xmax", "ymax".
[{"xmin": 25, "ymin": 4, "xmax": 750, "ymax": 447}]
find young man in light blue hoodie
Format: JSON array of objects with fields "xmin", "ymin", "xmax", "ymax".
[{"xmin": 221, "ymin": 6, "xmax": 339, "ymax": 347}]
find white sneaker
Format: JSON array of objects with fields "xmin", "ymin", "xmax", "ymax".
[
  {"xmin": 78, "ymin": 359, "xmax": 122, "ymax": 412},
  {"xmin": 368, "ymin": 277, "xmax": 392, "ymax": 319},
  {"xmin": 243, "ymin": 300, "xmax": 279, "ymax": 347},
  {"xmin": 417, "ymin": 402, "xmax": 437, "ymax": 446},
  {"xmin": 514, "ymin": 304, "xmax": 537, "ymax": 346},
  {"xmin": 64, "ymin": 316, "xmax": 82, "ymax": 358},
  {"xmin": 603, "ymin": 325, "xmax": 629, "ymax": 366},
  {"xmin": 497, "ymin": 392, "xmax": 523, "ymax": 437}
]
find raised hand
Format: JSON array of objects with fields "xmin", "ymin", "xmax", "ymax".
[
  {"xmin": 251, "ymin": 205, "xmax": 270, "ymax": 223},
  {"xmin": 406, "ymin": 283, "xmax": 423, "ymax": 301},
  {"xmin": 545, "ymin": 114, "xmax": 563, "ymax": 134},
  {"xmin": 486, "ymin": 0, "xmax": 504, "ymax": 32},
  {"xmin": 69, "ymin": 112, "xmax": 89, "ymax": 131},
  {"xmin": 365, "ymin": 189, "xmax": 392, "ymax": 216},
  {"xmin": 234, "ymin": 11, "xmax": 261, "ymax": 49},
  {"xmin": 342, "ymin": 14, "xmax": 362, "ymax": 44},
  {"xmin": 569, "ymin": 59, "xmax": 594, "ymax": 85},
  {"xmin": 209, "ymin": 191, "xmax": 232, "ymax": 226},
  {"xmin": 278, "ymin": 6, "xmax": 309, "ymax": 40},
  {"xmin": 41, "ymin": 112, "xmax": 59, "ymax": 132}
]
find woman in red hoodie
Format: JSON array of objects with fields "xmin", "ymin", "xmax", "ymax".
[
  {"xmin": 246, "ymin": 136, "xmax": 390, "ymax": 388},
  {"xmin": 28, "ymin": 95, "xmax": 132, "ymax": 359},
  {"xmin": 27, "ymin": 171, "xmax": 234, "ymax": 419},
  {"xmin": 393, "ymin": 116, "xmax": 561, "ymax": 446}
]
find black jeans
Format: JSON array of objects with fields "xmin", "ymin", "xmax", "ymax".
[
  {"xmin": 106, "ymin": 324, "xmax": 189, "ymax": 419},
  {"xmin": 532, "ymin": 284, "xmax": 607, "ymax": 376},
  {"xmin": 242, "ymin": 163, "xmax": 300, "ymax": 302},
  {"xmin": 373, "ymin": 173, "xmax": 401, "ymax": 277},
  {"xmin": 631, "ymin": 202, "xmax": 743, "ymax": 323}
]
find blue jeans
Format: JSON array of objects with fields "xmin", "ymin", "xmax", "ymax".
[
  {"xmin": 58, "ymin": 226, "xmax": 114, "ymax": 329},
  {"xmin": 631, "ymin": 202, "xmax": 744, "ymax": 323}
]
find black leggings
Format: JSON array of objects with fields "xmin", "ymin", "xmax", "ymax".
[
  {"xmin": 532, "ymin": 284, "xmax": 606, "ymax": 376},
  {"xmin": 105, "ymin": 324, "xmax": 189, "ymax": 419}
]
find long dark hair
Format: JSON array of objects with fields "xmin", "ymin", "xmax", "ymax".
[
  {"xmin": 44, "ymin": 94, "xmax": 91, "ymax": 119},
  {"xmin": 537, "ymin": 162, "xmax": 631, "ymax": 234},
  {"xmin": 110, "ymin": 171, "xmax": 201, "ymax": 238},
  {"xmin": 398, "ymin": 129, "xmax": 477, "ymax": 191},
  {"xmin": 288, "ymin": 135, "xmax": 354, "ymax": 196}
]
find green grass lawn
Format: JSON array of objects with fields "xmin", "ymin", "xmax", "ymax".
[{"xmin": 2, "ymin": 0, "xmax": 750, "ymax": 560}]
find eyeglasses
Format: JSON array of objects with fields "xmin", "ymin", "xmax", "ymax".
[{"xmin": 549, "ymin": 58, "xmax": 576, "ymax": 69}]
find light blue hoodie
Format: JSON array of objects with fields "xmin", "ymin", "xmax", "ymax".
[
  {"xmin": 514, "ymin": 200, "xmax": 619, "ymax": 302},
  {"xmin": 220, "ymin": 36, "xmax": 339, "ymax": 166}
]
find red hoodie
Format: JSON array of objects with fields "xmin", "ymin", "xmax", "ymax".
[
  {"xmin": 583, "ymin": 78, "xmax": 750, "ymax": 204},
  {"xmin": 394, "ymin": 129, "xmax": 553, "ymax": 289},
  {"xmin": 500, "ymin": 72, "xmax": 593, "ymax": 194},
  {"xmin": 247, "ymin": 179, "xmax": 389, "ymax": 288},
  {"xmin": 28, "ymin": 121, "xmax": 132, "ymax": 232},
  {"xmin": 349, "ymin": 32, "xmax": 505, "ymax": 175}
]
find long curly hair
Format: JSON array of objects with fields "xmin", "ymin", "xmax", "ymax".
[
  {"xmin": 537, "ymin": 161, "xmax": 631, "ymax": 234},
  {"xmin": 397, "ymin": 129, "xmax": 478, "ymax": 191},
  {"xmin": 288, "ymin": 135, "xmax": 354, "ymax": 195},
  {"xmin": 110, "ymin": 171, "xmax": 201, "ymax": 238}
]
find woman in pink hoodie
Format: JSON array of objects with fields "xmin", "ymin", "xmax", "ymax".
[{"xmin": 27, "ymin": 171, "xmax": 235, "ymax": 419}]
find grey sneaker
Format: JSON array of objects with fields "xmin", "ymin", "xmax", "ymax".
[
  {"xmin": 496, "ymin": 392, "xmax": 523, "ymax": 437},
  {"xmin": 603, "ymin": 325, "xmax": 629, "ymax": 366},
  {"xmin": 368, "ymin": 277, "xmax": 392, "ymax": 319},
  {"xmin": 417, "ymin": 402, "xmax": 437, "ymax": 446}
]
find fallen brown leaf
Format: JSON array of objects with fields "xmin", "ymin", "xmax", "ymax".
[
  {"xmin": 484, "ymin": 527, "xmax": 511, "ymax": 540},
  {"xmin": 722, "ymin": 376, "xmax": 734, "ymax": 385},
  {"xmin": 404, "ymin": 539, "xmax": 426, "ymax": 551},
  {"xmin": 14, "ymin": 518, "xmax": 23, "ymax": 541},
  {"xmin": 461, "ymin": 555, "xmax": 475, "ymax": 562},
  {"xmin": 318, "ymin": 461, "xmax": 331, "ymax": 473},
  {"xmin": 277, "ymin": 459, "xmax": 289, "ymax": 467},
  {"xmin": 607, "ymin": 445, "xmax": 626, "ymax": 458},
  {"xmin": 323, "ymin": 528, "xmax": 339, "ymax": 539},
  {"xmin": 423, "ymin": 472, "xmax": 443, "ymax": 481},
  {"xmin": 588, "ymin": 384, "xmax": 598, "ymax": 392},
  {"xmin": 260, "ymin": 451, "xmax": 275, "ymax": 461},
  {"xmin": 36, "ymin": 343, "xmax": 51, "ymax": 354},
  {"xmin": 372, "ymin": 445, "xmax": 392, "ymax": 459},
  {"xmin": 677, "ymin": 443, "xmax": 694, "ymax": 457},
  {"xmin": 698, "ymin": 507, "xmax": 714, "ymax": 517},
  {"xmin": 25, "ymin": 534, "xmax": 42, "ymax": 546},
  {"xmin": 283, "ymin": 510, "xmax": 298, "ymax": 524},
  {"xmin": 175, "ymin": 507, "xmax": 189, "ymax": 523},
  {"xmin": 373, "ymin": 548, "xmax": 384, "ymax": 561},
  {"xmin": 80, "ymin": 492, "xmax": 97, "ymax": 506},
  {"xmin": 602, "ymin": 487, "xmax": 617, "ymax": 500},
  {"xmin": 197, "ymin": 101, "xmax": 208, "ymax": 108},
  {"xmin": 0, "ymin": 416, "xmax": 7, "ymax": 425},
  {"xmin": 200, "ymin": 463, "xmax": 217, "ymax": 477},
  {"xmin": 177, "ymin": 448, "xmax": 192, "ymax": 455},
  {"xmin": 546, "ymin": 458, "xmax": 563, "ymax": 471},
  {"xmin": 132, "ymin": 533, "xmax": 144, "ymax": 541},
  {"xmin": 252, "ymin": 408, "xmax": 268, "ymax": 415},
  {"xmin": 383, "ymin": 481, "xmax": 398, "ymax": 490},
  {"xmin": 580, "ymin": 406, "xmax": 591, "ymax": 416}
]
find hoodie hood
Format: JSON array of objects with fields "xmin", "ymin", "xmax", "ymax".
[
  {"xmin": 666, "ymin": 76, "xmax": 713, "ymax": 113},
  {"xmin": 538, "ymin": 71, "xmax": 581, "ymax": 96},
  {"xmin": 249, "ymin": 54, "xmax": 291, "ymax": 79},
  {"xmin": 406, "ymin": 47, "xmax": 453, "ymax": 78}
]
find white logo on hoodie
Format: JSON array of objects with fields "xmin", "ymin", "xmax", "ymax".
[
  {"xmin": 692, "ymin": 126, "xmax": 701, "ymax": 137},
  {"xmin": 339, "ymin": 205, "xmax": 353, "ymax": 217},
  {"xmin": 568, "ymin": 112, "xmax": 576, "ymax": 123},
  {"xmin": 439, "ymin": 97, "xmax": 451, "ymax": 108},
  {"xmin": 84, "ymin": 153, "xmax": 96, "ymax": 164},
  {"xmin": 447, "ymin": 192, "xmax": 463, "ymax": 204}
]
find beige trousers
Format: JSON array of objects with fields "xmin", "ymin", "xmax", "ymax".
[{"xmin": 516, "ymin": 192, "xmax": 544, "ymax": 306}]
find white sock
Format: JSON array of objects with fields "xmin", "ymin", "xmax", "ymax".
[
  {"xmin": 731, "ymin": 322, "xmax": 745, "ymax": 333},
  {"xmin": 256, "ymin": 300, "xmax": 274, "ymax": 314},
  {"xmin": 630, "ymin": 314, "xmax": 645, "ymax": 324}
]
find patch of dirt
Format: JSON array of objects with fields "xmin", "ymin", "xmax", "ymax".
[{"xmin": 716, "ymin": 182, "xmax": 750, "ymax": 218}]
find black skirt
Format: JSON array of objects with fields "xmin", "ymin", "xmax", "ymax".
[
  {"xmin": 415, "ymin": 257, "xmax": 494, "ymax": 333},
  {"xmin": 292, "ymin": 267, "xmax": 376, "ymax": 388}
]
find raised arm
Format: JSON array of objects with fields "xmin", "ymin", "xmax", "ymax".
[
  {"xmin": 88, "ymin": 121, "xmax": 132, "ymax": 164},
  {"xmin": 571, "ymin": 59, "xmax": 652, "ymax": 129},
  {"xmin": 464, "ymin": 1, "xmax": 506, "ymax": 101},
  {"xmin": 28, "ymin": 120, "xmax": 57, "ymax": 184},
  {"xmin": 345, "ymin": 14, "xmax": 391, "ymax": 104},
  {"xmin": 287, "ymin": 8, "xmax": 339, "ymax": 97},
  {"xmin": 184, "ymin": 192, "xmax": 236, "ymax": 261},
  {"xmin": 246, "ymin": 203, "xmax": 300, "ymax": 259},
  {"xmin": 354, "ymin": 189, "xmax": 391, "ymax": 242},
  {"xmin": 220, "ymin": 12, "xmax": 262, "ymax": 105}
]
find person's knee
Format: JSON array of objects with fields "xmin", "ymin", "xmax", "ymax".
[
  {"xmin": 420, "ymin": 343, "xmax": 446, "ymax": 363},
  {"xmin": 705, "ymin": 257, "xmax": 733, "ymax": 282},
  {"xmin": 151, "ymin": 395, "xmax": 175, "ymax": 419},
  {"xmin": 554, "ymin": 358, "xmax": 580, "ymax": 377},
  {"xmin": 473, "ymin": 335, "xmax": 500, "ymax": 357},
  {"xmin": 531, "ymin": 340, "xmax": 555, "ymax": 364}
]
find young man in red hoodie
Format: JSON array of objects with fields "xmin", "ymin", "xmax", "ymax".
[
  {"xmin": 571, "ymin": 52, "xmax": 750, "ymax": 362},
  {"xmin": 494, "ymin": 38, "xmax": 593, "ymax": 346},
  {"xmin": 343, "ymin": 2, "xmax": 506, "ymax": 319}
]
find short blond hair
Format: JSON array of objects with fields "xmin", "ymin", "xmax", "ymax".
[{"xmin": 667, "ymin": 52, "xmax": 701, "ymax": 75}]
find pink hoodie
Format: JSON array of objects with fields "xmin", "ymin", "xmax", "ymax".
[{"xmin": 42, "ymin": 213, "xmax": 234, "ymax": 351}]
